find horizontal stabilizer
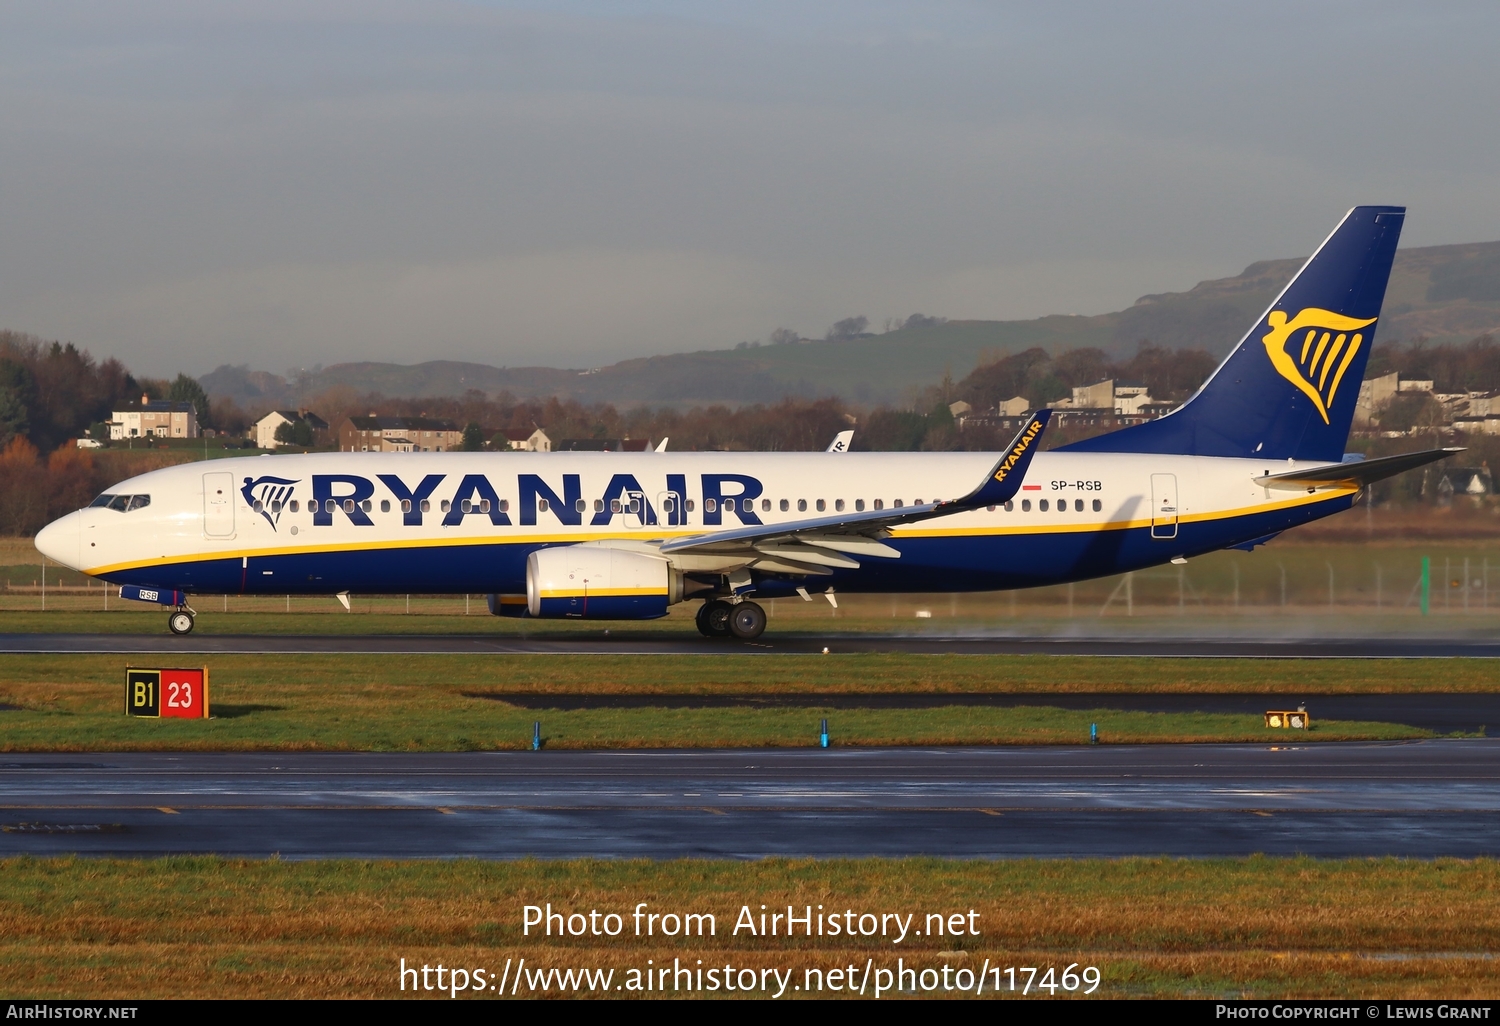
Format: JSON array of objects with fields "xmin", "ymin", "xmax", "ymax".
[{"xmin": 1255, "ymin": 448, "xmax": 1461, "ymax": 489}]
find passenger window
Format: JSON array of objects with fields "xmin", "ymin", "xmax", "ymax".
[
  {"xmin": 685, "ymin": 499, "xmax": 695, "ymax": 512},
  {"xmin": 835, "ymin": 499, "xmax": 845, "ymax": 512},
  {"xmin": 380, "ymin": 500, "xmax": 390, "ymax": 513},
  {"xmin": 1074, "ymin": 499, "xmax": 1083, "ymax": 512},
  {"xmin": 594, "ymin": 499, "xmax": 604, "ymax": 512},
  {"xmin": 440, "ymin": 500, "xmax": 450, "ymax": 512},
  {"xmin": 1092, "ymin": 499, "xmax": 1102, "ymax": 512},
  {"xmin": 893, "ymin": 499, "xmax": 903, "ymax": 509},
  {"xmin": 538, "ymin": 498, "xmax": 549, "ymax": 513},
  {"xmin": 481, "ymin": 499, "xmax": 492, "ymax": 513},
  {"xmin": 290, "ymin": 500, "xmax": 300, "ymax": 513},
  {"xmin": 705, "ymin": 498, "xmax": 717, "ymax": 513},
  {"xmin": 662, "ymin": 497, "xmax": 675, "ymax": 513},
  {"xmin": 724, "ymin": 498, "xmax": 735, "ymax": 512},
  {"xmin": 987, "ymin": 505, "xmax": 995, "ymax": 512},
  {"xmin": 629, "ymin": 498, "xmax": 641, "ymax": 513},
  {"xmin": 761, "ymin": 498, "xmax": 771, "ymax": 512},
  {"xmin": 361, "ymin": 499, "xmax": 372, "ymax": 512},
  {"xmin": 797, "ymin": 499, "xmax": 807, "ymax": 512},
  {"xmin": 1004, "ymin": 500, "xmax": 1013, "ymax": 511},
  {"xmin": 419, "ymin": 500, "xmax": 430, "ymax": 513},
  {"xmin": 400, "ymin": 499, "xmax": 411, "ymax": 513},
  {"xmin": 855, "ymin": 499, "xmax": 865, "ymax": 512},
  {"xmin": 1021, "ymin": 499, "xmax": 1031, "ymax": 512},
  {"xmin": 270, "ymin": 501, "xmax": 281, "ymax": 513},
  {"xmin": 873, "ymin": 499, "xmax": 883, "ymax": 510},
  {"xmin": 499, "ymin": 499, "xmax": 509, "ymax": 512},
  {"xmin": 253, "ymin": 499, "xmax": 264, "ymax": 513},
  {"xmin": 780, "ymin": 499, "xmax": 789, "ymax": 512},
  {"xmin": 1039, "ymin": 499, "xmax": 1048, "ymax": 512},
  {"xmin": 611, "ymin": 499, "xmax": 621, "ymax": 514},
  {"xmin": 574, "ymin": 498, "xmax": 586, "ymax": 513}
]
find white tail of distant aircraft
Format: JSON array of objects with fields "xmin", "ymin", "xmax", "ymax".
[{"xmin": 35, "ymin": 207, "xmax": 1457, "ymax": 639}]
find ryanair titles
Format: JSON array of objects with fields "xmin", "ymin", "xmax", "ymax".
[{"xmin": 245, "ymin": 472, "xmax": 769, "ymax": 531}]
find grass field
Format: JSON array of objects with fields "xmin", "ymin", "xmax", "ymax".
[
  {"xmin": 0, "ymin": 856, "xmax": 1494, "ymax": 998},
  {"xmin": 0, "ymin": 653, "xmax": 1478, "ymax": 750}
]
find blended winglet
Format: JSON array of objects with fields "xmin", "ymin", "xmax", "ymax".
[{"xmin": 959, "ymin": 409, "xmax": 1051, "ymax": 508}]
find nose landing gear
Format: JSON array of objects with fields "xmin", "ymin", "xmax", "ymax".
[{"xmin": 168, "ymin": 606, "xmax": 196, "ymax": 635}]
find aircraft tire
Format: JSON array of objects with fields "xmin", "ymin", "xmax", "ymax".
[
  {"xmin": 728, "ymin": 601, "xmax": 767, "ymax": 640},
  {"xmin": 699, "ymin": 600, "xmax": 734, "ymax": 638},
  {"xmin": 168, "ymin": 611, "xmax": 195, "ymax": 635}
]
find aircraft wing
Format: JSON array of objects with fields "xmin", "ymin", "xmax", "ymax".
[
  {"xmin": 658, "ymin": 411, "xmax": 1050, "ymax": 574},
  {"xmin": 1254, "ymin": 447, "xmax": 1461, "ymax": 489}
]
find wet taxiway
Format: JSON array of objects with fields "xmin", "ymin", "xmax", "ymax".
[{"xmin": 4, "ymin": 740, "xmax": 1499, "ymax": 859}]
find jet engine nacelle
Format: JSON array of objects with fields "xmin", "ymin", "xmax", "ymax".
[{"xmin": 526, "ymin": 546, "xmax": 680, "ymax": 619}]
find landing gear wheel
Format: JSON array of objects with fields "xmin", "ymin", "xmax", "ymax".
[
  {"xmin": 697, "ymin": 600, "xmax": 733, "ymax": 638},
  {"xmin": 728, "ymin": 601, "xmax": 767, "ymax": 640},
  {"xmin": 168, "ymin": 610, "xmax": 195, "ymax": 636}
]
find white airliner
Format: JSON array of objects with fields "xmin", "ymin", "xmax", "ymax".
[{"xmin": 35, "ymin": 206, "xmax": 1454, "ymax": 639}]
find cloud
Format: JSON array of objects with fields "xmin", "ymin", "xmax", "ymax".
[{"xmin": 1, "ymin": 0, "xmax": 1499, "ymax": 375}]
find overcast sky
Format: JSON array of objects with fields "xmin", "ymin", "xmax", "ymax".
[{"xmin": 2, "ymin": 1, "xmax": 1498, "ymax": 377}]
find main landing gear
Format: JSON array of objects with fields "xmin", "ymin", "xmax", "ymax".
[
  {"xmin": 696, "ymin": 599, "xmax": 767, "ymax": 640},
  {"xmin": 168, "ymin": 606, "xmax": 196, "ymax": 636}
]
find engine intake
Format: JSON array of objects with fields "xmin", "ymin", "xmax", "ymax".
[{"xmin": 526, "ymin": 546, "xmax": 678, "ymax": 619}]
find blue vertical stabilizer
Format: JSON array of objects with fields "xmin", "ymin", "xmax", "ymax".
[{"xmin": 1061, "ymin": 205, "xmax": 1405, "ymax": 461}]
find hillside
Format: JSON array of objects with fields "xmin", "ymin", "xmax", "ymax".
[{"xmin": 200, "ymin": 240, "xmax": 1500, "ymax": 410}]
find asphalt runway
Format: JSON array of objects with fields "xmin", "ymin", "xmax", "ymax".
[
  {"xmin": 5, "ymin": 740, "xmax": 1500, "ymax": 858},
  {"xmin": 6, "ymin": 631, "xmax": 1500, "ymax": 657}
]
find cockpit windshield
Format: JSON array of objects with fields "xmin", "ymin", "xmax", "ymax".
[{"xmin": 89, "ymin": 494, "xmax": 150, "ymax": 512}]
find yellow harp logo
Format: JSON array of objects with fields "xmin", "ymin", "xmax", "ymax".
[{"xmin": 1261, "ymin": 308, "xmax": 1377, "ymax": 424}]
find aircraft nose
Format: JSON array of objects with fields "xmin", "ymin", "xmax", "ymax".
[{"xmin": 34, "ymin": 511, "xmax": 81, "ymax": 570}]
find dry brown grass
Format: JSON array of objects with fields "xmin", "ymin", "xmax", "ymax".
[{"xmin": 0, "ymin": 857, "xmax": 1496, "ymax": 998}]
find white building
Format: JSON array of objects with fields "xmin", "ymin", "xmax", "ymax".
[
  {"xmin": 499, "ymin": 427, "xmax": 552, "ymax": 452},
  {"xmin": 109, "ymin": 395, "xmax": 198, "ymax": 440},
  {"xmin": 254, "ymin": 410, "xmax": 329, "ymax": 449}
]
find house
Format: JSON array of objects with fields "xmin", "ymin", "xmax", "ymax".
[
  {"xmin": 338, "ymin": 414, "xmax": 463, "ymax": 452},
  {"xmin": 997, "ymin": 396, "xmax": 1029, "ymax": 417},
  {"xmin": 255, "ymin": 409, "xmax": 329, "ymax": 449},
  {"xmin": 109, "ymin": 395, "xmax": 198, "ymax": 440},
  {"xmin": 555, "ymin": 438, "xmax": 651, "ymax": 452},
  {"xmin": 498, "ymin": 427, "xmax": 552, "ymax": 452}
]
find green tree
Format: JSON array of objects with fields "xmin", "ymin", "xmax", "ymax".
[
  {"xmin": 460, "ymin": 422, "xmax": 486, "ymax": 451},
  {"xmin": 167, "ymin": 373, "xmax": 212, "ymax": 427},
  {"xmin": 0, "ymin": 386, "xmax": 28, "ymax": 446},
  {"xmin": 274, "ymin": 418, "xmax": 314, "ymax": 448}
]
